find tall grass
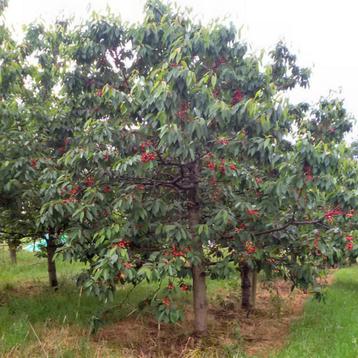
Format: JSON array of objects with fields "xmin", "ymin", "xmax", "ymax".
[{"xmin": 0, "ymin": 248, "xmax": 83, "ymax": 284}]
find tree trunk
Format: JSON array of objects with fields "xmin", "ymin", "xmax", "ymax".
[
  {"xmin": 189, "ymin": 162, "xmax": 208, "ymax": 336},
  {"xmin": 240, "ymin": 261, "xmax": 251, "ymax": 310},
  {"xmin": 8, "ymin": 242, "xmax": 17, "ymax": 264},
  {"xmin": 249, "ymin": 270, "xmax": 258, "ymax": 309},
  {"xmin": 191, "ymin": 245, "xmax": 207, "ymax": 336},
  {"xmin": 46, "ymin": 237, "xmax": 58, "ymax": 288}
]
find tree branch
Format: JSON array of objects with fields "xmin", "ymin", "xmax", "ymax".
[
  {"xmin": 0, "ymin": 230, "xmax": 38, "ymax": 238},
  {"xmin": 254, "ymin": 219, "xmax": 324, "ymax": 236}
]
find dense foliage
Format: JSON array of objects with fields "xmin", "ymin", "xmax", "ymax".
[{"xmin": 1, "ymin": 0, "xmax": 357, "ymax": 335}]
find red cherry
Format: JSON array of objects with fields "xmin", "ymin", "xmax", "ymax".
[
  {"xmin": 324, "ymin": 208, "xmax": 344, "ymax": 223},
  {"xmin": 69, "ymin": 185, "xmax": 80, "ymax": 195},
  {"xmin": 179, "ymin": 284, "xmax": 189, "ymax": 291},
  {"xmin": 234, "ymin": 223, "xmax": 246, "ymax": 233},
  {"xmin": 114, "ymin": 240, "xmax": 129, "ymax": 249},
  {"xmin": 245, "ymin": 241, "xmax": 256, "ymax": 254},
  {"xmin": 84, "ymin": 176, "xmax": 95, "ymax": 187},
  {"xmin": 141, "ymin": 152, "xmax": 156, "ymax": 163},
  {"xmin": 219, "ymin": 159, "xmax": 226, "ymax": 174},
  {"xmin": 30, "ymin": 159, "xmax": 38, "ymax": 169},
  {"xmin": 231, "ymin": 89, "xmax": 244, "ymax": 105},
  {"xmin": 247, "ymin": 209, "xmax": 259, "ymax": 216},
  {"xmin": 162, "ymin": 297, "xmax": 170, "ymax": 306},
  {"xmin": 207, "ymin": 162, "xmax": 215, "ymax": 171},
  {"xmin": 171, "ymin": 245, "xmax": 185, "ymax": 257},
  {"xmin": 123, "ymin": 262, "xmax": 133, "ymax": 269},
  {"xmin": 218, "ymin": 138, "xmax": 229, "ymax": 145}
]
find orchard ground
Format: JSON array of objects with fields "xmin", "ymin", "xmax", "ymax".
[{"xmin": 0, "ymin": 249, "xmax": 357, "ymax": 357}]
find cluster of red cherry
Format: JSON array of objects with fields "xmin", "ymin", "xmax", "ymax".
[
  {"xmin": 245, "ymin": 240, "xmax": 256, "ymax": 254},
  {"xmin": 231, "ymin": 89, "xmax": 244, "ymax": 105},
  {"xmin": 207, "ymin": 159, "xmax": 238, "ymax": 174},
  {"xmin": 141, "ymin": 152, "xmax": 156, "ymax": 163},
  {"xmin": 113, "ymin": 240, "xmax": 129, "ymax": 249},
  {"xmin": 346, "ymin": 236, "xmax": 354, "ymax": 251}
]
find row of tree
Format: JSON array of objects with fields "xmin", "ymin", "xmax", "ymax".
[{"xmin": 1, "ymin": 0, "xmax": 358, "ymax": 335}]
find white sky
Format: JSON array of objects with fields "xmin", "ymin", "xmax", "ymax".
[{"xmin": 4, "ymin": 0, "xmax": 358, "ymax": 142}]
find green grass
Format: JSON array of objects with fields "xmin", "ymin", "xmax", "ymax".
[
  {"xmin": 3, "ymin": 249, "xmax": 358, "ymax": 357},
  {"xmin": 0, "ymin": 249, "xmax": 239, "ymax": 356},
  {"xmin": 275, "ymin": 266, "xmax": 358, "ymax": 358},
  {"xmin": 0, "ymin": 250, "xmax": 143, "ymax": 355},
  {"xmin": 0, "ymin": 249, "xmax": 84, "ymax": 285}
]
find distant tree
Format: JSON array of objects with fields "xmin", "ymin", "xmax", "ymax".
[{"xmin": 0, "ymin": 5, "xmax": 69, "ymax": 283}]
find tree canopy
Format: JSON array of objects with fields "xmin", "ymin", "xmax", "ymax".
[{"xmin": 1, "ymin": 0, "xmax": 357, "ymax": 336}]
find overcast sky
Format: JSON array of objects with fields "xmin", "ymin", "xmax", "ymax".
[{"xmin": 4, "ymin": 0, "xmax": 358, "ymax": 142}]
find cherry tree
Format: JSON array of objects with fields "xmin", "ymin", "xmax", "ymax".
[{"xmin": 35, "ymin": 1, "xmax": 356, "ymax": 335}]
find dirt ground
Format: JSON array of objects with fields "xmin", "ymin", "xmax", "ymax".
[{"xmin": 95, "ymin": 274, "xmax": 335, "ymax": 357}]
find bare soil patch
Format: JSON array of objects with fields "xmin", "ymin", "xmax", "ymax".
[{"xmin": 95, "ymin": 273, "xmax": 335, "ymax": 357}]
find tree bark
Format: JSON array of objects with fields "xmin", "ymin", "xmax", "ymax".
[
  {"xmin": 46, "ymin": 237, "xmax": 58, "ymax": 288},
  {"xmin": 240, "ymin": 261, "xmax": 251, "ymax": 310},
  {"xmin": 249, "ymin": 270, "xmax": 258, "ymax": 309},
  {"xmin": 8, "ymin": 242, "xmax": 17, "ymax": 264},
  {"xmin": 188, "ymin": 162, "xmax": 208, "ymax": 336}
]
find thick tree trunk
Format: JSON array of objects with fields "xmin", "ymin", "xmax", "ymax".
[
  {"xmin": 8, "ymin": 242, "xmax": 17, "ymax": 264},
  {"xmin": 46, "ymin": 238, "xmax": 58, "ymax": 288},
  {"xmin": 249, "ymin": 270, "xmax": 258, "ymax": 309},
  {"xmin": 189, "ymin": 162, "xmax": 208, "ymax": 336},
  {"xmin": 240, "ymin": 261, "xmax": 251, "ymax": 310}
]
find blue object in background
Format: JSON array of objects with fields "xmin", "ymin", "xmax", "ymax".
[
  {"xmin": 23, "ymin": 234, "xmax": 67, "ymax": 252},
  {"xmin": 23, "ymin": 240, "xmax": 47, "ymax": 252}
]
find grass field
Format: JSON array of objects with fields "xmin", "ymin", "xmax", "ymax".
[
  {"xmin": 1, "ymin": 249, "xmax": 358, "ymax": 357},
  {"xmin": 276, "ymin": 267, "xmax": 358, "ymax": 358},
  {"xmin": 0, "ymin": 250, "xmax": 240, "ymax": 357}
]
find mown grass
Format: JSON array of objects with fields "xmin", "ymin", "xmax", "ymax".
[
  {"xmin": 274, "ymin": 266, "xmax": 358, "ymax": 358},
  {"xmin": 2, "ymin": 249, "xmax": 358, "ymax": 357},
  {"xmin": 0, "ymin": 250, "xmax": 135, "ymax": 356},
  {"xmin": 0, "ymin": 249, "xmax": 240, "ymax": 357}
]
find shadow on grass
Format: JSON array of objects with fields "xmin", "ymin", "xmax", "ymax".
[
  {"xmin": 0, "ymin": 279, "xmax": 152, "ymax": 325},
  {"xmin": 0, "ymin": 279, "xmax": 151, "ymax": 354}
]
